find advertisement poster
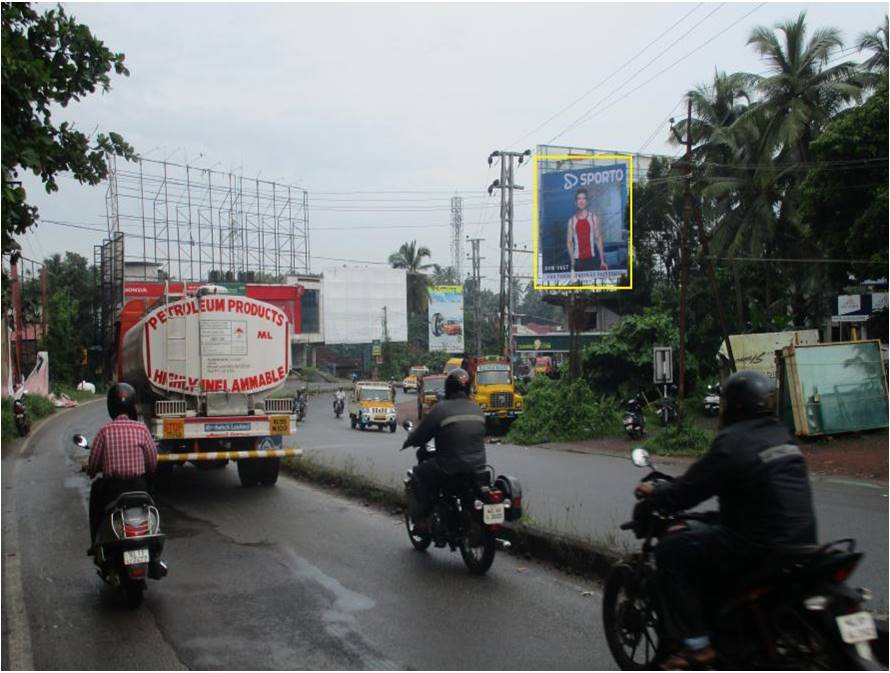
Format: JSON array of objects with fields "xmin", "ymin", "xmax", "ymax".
[
  {"xmin": 428, "ymin": 286, "xmax": 464, "ymax": 353},
  {"xmin": 538, "ymin": 162, "xmax": 630, "ymax": 287}
]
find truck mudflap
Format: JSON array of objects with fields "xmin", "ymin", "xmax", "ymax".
[{"xmin": 158, "ymin": 447, "xmax": 302, "ymax": 463}]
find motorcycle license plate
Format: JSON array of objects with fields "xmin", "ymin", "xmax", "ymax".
[
  {"xmin": 483, "ymin": 504, "xmax": 505, "ymax": 525},
  {"xmin": 836, "ymin": 611, "xmax": 877, "ymax": 644},
  {"xmin": 123, "ymin": 548, "xmax": 150, "ymax": 566}
]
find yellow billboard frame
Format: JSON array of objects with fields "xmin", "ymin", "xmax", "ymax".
[{"xmin": 532, "ymin": 154, "xmax": 633, "ymax": 291}]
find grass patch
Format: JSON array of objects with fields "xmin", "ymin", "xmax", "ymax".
[
  {"xmin": 281, "ymin": 455, "xmax": 406, "ymax": 511},
  {"xmin": 54, "ymin": 383, "xmax": 103, "ymax": 403},
  {"xmin": 644, "ymin": 421, "xmax": 714, "ymax": 457}
]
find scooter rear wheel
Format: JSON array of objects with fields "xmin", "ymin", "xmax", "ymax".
[{"xmin": 125, "ymin": 581, "xmax": 145, "ymax": 609}]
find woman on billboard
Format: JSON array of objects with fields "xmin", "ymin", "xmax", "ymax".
[{"xmin": 565, "ymin": 187, "xmax": 608, "ymax": 273}]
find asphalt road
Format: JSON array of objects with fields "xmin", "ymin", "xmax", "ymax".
[
  {"xmin": 2, "ymin": 402, "xmax": 616, "ymax": 670},
  {"xmin": 297, "ymin": 390, "xmax": 890, "ymax": 617}
]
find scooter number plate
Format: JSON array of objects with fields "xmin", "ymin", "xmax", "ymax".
[
  {"xmin": 483, "ymin": 504, "xmax": 505, "ymax": 525},
  {"xmin": 836, "ymin": 611, "xmax": 877, "ymax": 644},
  {"xmin": 123, "ymin": 548, "xmax": 150, "ymax": 566}
]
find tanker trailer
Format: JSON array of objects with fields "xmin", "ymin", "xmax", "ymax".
[{"xmin": 120, "ymin": 285, "xmax": 300, "ymax": 486}]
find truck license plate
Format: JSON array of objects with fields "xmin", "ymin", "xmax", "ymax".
[
  {"xmin": 269, "ymin": 416, "xmax": 290, "ymax": 435},
  {"xmin": 163, "ymin": 418, "xmax": 184, "ymax": 439},
  {"xmin": 483, "ymin": 504, "xmax": 505, "ymax": 524},
  {"xmin": 123, "ymin": 548, "xmax": 149, "ymax": 566},
  {"xmin": 836, "ymin": 612, "xmax": 877, "ymax": 644}
]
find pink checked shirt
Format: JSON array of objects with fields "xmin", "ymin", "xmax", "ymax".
[{"xmin": 87, "ymin": 415, "xmax": 158, "ymax": 479}]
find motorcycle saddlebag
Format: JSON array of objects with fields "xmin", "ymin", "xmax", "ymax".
[{"xmin": 495, "ymin": 475, "xmax": 522, "ymax": 522}]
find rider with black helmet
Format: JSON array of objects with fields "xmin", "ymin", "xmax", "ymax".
[
  {"xmin": 86, "ymin": 383, "xmax": 159, "ymax": 549},
  {"xmin": 635, "ymin": 370, "xmax": 817, "ymax": 669},
  {"xmin": 402, "ymin": 367, "xmax": 486, "ymax": 530}
]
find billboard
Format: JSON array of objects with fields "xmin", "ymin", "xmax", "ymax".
[
  {"xmin": 536, "ymin": 157, "xmax": 631, "ymax": 289},
  {"xmin": 322, "ymin": 267, "xmax": 408, "ymax": 344},
  {"xmin": 428, "ymin": 286, "xmax": 464, "ymax": 353}
]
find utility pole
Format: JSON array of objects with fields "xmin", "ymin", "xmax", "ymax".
[
  {"xmin": 671, "ymin": 98, "xmax": 693, "ymax": 419},
  {"xmin": 466, "ymin": 237, "xmax": 484, "ymax": 357},
  {"xmin": 488, "ymin": 149, "xmax": 531, "ymax": 359},
  {"xmin": 450, "ymin": 196, "xmax": 463, "ymax": 280}
]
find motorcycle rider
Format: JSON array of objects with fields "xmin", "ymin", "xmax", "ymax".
[
  {"xmin": 402, "ymin": 368, "xmax": 486, "ymax": 532},
  {"xmin": 333, "ymin": 386, "xmax": 346, "ymax": 411},
  {"xmin": 634, "ymin": 370, "xmax": 817, "ymax": 670},
  {"xmin": 86, "ymin": 383, "xmax": 158, "ymax": 550}
]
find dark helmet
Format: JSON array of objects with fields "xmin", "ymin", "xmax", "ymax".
[
  {"xmin": 444, "ymin": 367, "xmax": 470, "ymax": 398},
  {"xmin": 107, "ymin": 382, "xmax": 138, "ymax": 420},
  {"xmin": 720, "ymin": 370, "xmax": 775, "ymax": 426}
]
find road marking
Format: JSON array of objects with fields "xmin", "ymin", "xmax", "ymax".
[{"xmin": 2, "ymin": 461, "xmax": 33, "ymax": 670}]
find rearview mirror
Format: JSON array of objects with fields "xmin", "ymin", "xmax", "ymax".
[
  {"xmin": 403, "ymin": 420, "xmax": 414, "ymax": 432},
  {"xmin": 631, "ymin": 447, "xmax": 651, "ymax": 468},
  {"xmin": 72, "ymin": 434, "xmax": 89, "ymax": 449}
]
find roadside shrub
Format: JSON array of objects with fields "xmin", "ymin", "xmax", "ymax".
[
  {"xmin": 507, "ymin": 376, "xmax": 622, "ymax": 445},
  {"xmin": 1, "ymin": 394, "xmax": 57, "ymax": 439},
  {"xmin": 645, "ymin": 421, "xmax": 714, "ymax": 457}
]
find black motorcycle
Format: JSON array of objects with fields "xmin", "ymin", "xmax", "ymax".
[
  {"xmin": 602, "ymin": 447, "xmax": 880, "ymax": 670},
  {"xmin": 656, "ymin": 386, "xmax": 678, "ymax": 427},
  {"xmin": 400, "ymin": 421, "xmax": 521, "ymax": 574},
  {"xmin": 13, "ymin": 391, "xmax": 30, "ymax": 436},
  {"xmin": 622, "ymin": 393, "xmax": 646, "ymax": 439},
  {"xmin": 704, "ymin": 383, "xmax": 721, "ymax": 417},
  {"xmin": 293, "ymin": 390, "xmax": 308, "ymax": 422},
  {"xmin": 73, "ymin": 434, "xmax": 168, "ymax": 609},
  {"xmin": 333, "ymin": 395, "xmax": 345, "ymax": 418}
]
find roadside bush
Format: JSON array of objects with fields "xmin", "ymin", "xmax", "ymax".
[
  {"xmin": 507, "ymin": 376, "xmax": 622, "ymax": 445},
  {"xmin": 645, "ymin": 421, "xmax": 714, "ymax": 457}
]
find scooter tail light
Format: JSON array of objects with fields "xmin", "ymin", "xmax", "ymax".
[
  {"xmin": 832, "ymin": 560, "xmax": 859, "ymax": 584},
  {"xmin": 487, "ymin": 489, "xmax": 504, "ymax": 504}
]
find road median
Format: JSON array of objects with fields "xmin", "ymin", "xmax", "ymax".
[{"xmin": 281, "ymin": 455, "xmax": 620, "ymax": 580}]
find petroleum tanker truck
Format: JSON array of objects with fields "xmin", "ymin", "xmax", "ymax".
[{"xmin": 119, "ymin": 284, "xmax": 300, "ymax": 486}]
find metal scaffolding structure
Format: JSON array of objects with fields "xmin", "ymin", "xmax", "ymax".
[
  {"xmin": 104, "ymin": 155, "xmax": 311, "ymax": 281},
  {"xmin": 450, "ymin": 196, "xmax": 463, "ymax": 280}
]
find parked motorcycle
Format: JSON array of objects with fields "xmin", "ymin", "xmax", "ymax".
[
  {"xmin": 13, "ymin": 389, "xmax": 29, "ymax": 436},
  {"xmin": 602, "ymin": 447, "xmax": 879, "ymax": 670},
  {"xmin": 73, "ymin": 434, "xmax": 168, "ymax": 609},
  {"xmin": 656, "ymin": 385, "xmax": 678, "ymax": 427},
  {"xmin": 400, "ymin": 421, "xmax": 521, "ymax": 574},
  {"xmin": 622, "ymin": 393, "xmax": 646, "ymax": 439},
  {"xmin": 333, "ymin": 396, "xmax": 345, "ymax": 418},
  {"xmin": 704, "ymin": 382, "xmax": 721, "ymax": 417}
]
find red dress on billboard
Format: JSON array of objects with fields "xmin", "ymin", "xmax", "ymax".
[{"xmin": 575, "ymin": 217, "xmax": 593, "ymax": 260}]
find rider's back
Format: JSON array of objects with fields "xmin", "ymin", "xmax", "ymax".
[{"xmin": 423, "ymin": 396, "xmax": 486, "ymax": 474}]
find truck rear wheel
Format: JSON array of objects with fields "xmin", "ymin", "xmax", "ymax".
[
  {"xmin": 259, "ymin": 458, "xmax": 280, "ymax": 486},
  {"xmin": 237, "ymin": 459, "xmax": 261, "ymax": 487}
]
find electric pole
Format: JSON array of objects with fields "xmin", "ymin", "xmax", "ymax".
[
  {"xmin": 488, "ymin": 149, "xmax": 531, "ymax": 358},
  {"xmin": 678, "ymin": 97, "xmax": 692, "ymax": 418},
  {"xmin": 466, "ymin": 236, "xmax": 484, "ymax": 357}
]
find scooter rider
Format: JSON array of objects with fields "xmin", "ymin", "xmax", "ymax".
[
  {"xmin": 634, "ymin": 371, "xmax": 817, "ymax": 669},
  {"xmin": 333, "ymin": 386, "xmax": 346, "ymax": 408},
  {"xmin": 86, "ymin": 383, "xmax": 158, "ymax": 551},
  {"xmin": 402, "ymin": 368, "xmax": 486, "ymax": 531}
]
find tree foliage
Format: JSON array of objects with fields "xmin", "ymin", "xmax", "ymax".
[{"xmin": 1, "ymin": 3, "xmax": 135, "ymax": 253}]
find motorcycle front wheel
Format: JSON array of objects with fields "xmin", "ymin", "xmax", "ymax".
[
  {"xmin": 404, "ymin": 510, "xmax": 432, "ymax": 551},
  {"xmin": 459, "ymin": 520, "xmax": 496, "ymax": 575},
  {"xmin": 603, "ymin": 563, "xmax": 666, "ymax": 670}
]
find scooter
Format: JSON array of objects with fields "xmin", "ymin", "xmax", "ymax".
[
  {"xmin": 622, "ymin": 393, "xmax": 646, "ymax": 439},
  {"xmin": 333, "ymin": 396, "xmax": 345, "ymax": 418},
  {"xmin": 704, "ymin": 382, "xmax": 721, "ymax": 417},
  {"xmin": 73, "ymin": 434, "xmax": 168, "ymax": 608},
  {"xmin": 13, "ymin": 389, "xmax": 29, "ymax": 436}
]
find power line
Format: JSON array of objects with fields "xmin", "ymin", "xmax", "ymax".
[
  {"xmin": 510, "ymin": 2, "xmax": 705, "ymax": 146},
  {"xmin": 549, "ymin": 3, "xmax": 766, "ymax": 144}
]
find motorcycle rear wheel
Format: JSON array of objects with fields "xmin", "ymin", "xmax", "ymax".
[
  {"xmin": 124, "ymin": 580, "xmax": 145, "ymax": 609},
  {"xmin": 459, "ymin": 521, "xmax": 496, "ymax": 575},
  {"xmin": 603, "ymin": 563, "xmax": 666, "ymax": 670}
]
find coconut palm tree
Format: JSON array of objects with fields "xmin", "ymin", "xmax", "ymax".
[
  {"xmin": 858, "ymin": 15, "xmax": 889, "ymax": 75},
  {"xmin": 388, "ymin": 240, "xmax": 434, "ymax": 317},
  {"xmin": 742, "ymin": 12, "xmax": 861, "ymax": 164}
]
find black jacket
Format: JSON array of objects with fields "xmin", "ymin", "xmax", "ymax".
[
  {"xmin": 650, "ymin": 417, "xmax": 817, "ymax": 548},
  {"xmin": 404, "ymin": 392, "xmax": 487, "ymax": 474}
]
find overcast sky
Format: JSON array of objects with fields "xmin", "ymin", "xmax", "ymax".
[{"xmin": 17, "ymin": 1, "xmax": 887, "ymax": 289}]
